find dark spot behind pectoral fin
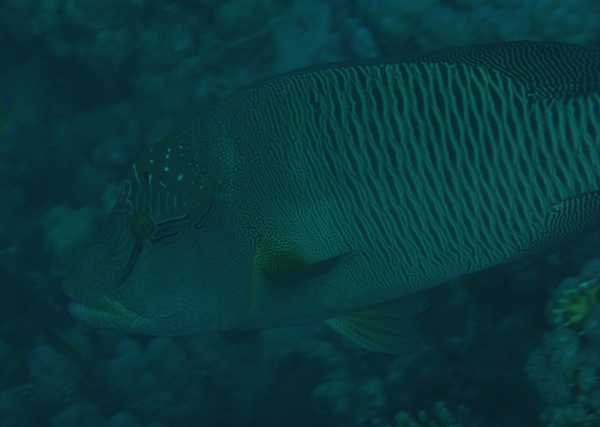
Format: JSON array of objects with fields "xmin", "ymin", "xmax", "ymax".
[
  {"xmin": 509, "ymin": 191, "xmax": 600, "ymax": 263},
  {"xmin": 265, "ymin": 250, "xmax": 360, "ymax": 286},
  {"xmin": 325, "ymin": 294, "xmax": 429, "ymax": 356}
]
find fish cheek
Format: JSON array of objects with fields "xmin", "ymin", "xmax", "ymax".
[
  {"xmin": 142, "ymin": 206, "xmax": 255, "ymax": 333},
  {"xmin": 116, "ymin": 214, "xmax": 155, "ymax": 284},
  {"xmin": 112, "ymin": 212, "xmax": 203, "ymax": 328},
  {"xmin": 112, "ymin": 203, "xmax": 256, "ymax": 334},
  {"xmin": 106, "ymin": 214, "xmax": 156, "ymax": 304},
  {"xmin": 115, "ymin": 236, "xmax": 144, "ymax": 288},
  {"xmin": 63, "ymin": 210, "xmax": 140, "ymax": 307}
]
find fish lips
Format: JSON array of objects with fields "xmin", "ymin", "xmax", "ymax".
[{"xmin": 66, "ymin": 293, "xmax": 164, "ymax": 335}]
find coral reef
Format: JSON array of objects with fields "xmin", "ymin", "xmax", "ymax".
[
  {"xmin": 526, "ymin": 259, "xmax": 600, "ymax": 426},
  {"xmin": 392, "ymin": 401, "xmax": 480, "ymax": 427},
  {"xmin": 553, "ymin": 279, "xmax": 600, "ymax": 328}
]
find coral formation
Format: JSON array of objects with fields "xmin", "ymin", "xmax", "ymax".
[
  {"xmin": 392, "ymin": 401, "xmax": 480, "ymax": 427},
  {"xmin": 539, "ymin": 398, "xmax": 599, "ymax": 427},
  {"xmin": 553, "ymin": 279, "xmax": 600, "ymax": 328},
  {"xmin": 527, "ymin": 259, "xmax": 600, "ymax": 426}
]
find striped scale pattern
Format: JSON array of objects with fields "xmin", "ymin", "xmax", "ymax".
[{"xmin": 214, "ymin": 43, "xmax": 600, "ymax": 307}]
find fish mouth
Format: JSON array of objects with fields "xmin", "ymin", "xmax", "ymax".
[{"xmin": 67, "ymin": 293, "xmax": 162, "ymax": 335}]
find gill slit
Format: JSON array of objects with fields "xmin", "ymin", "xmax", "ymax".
[
  {"xmin": 117, "ymin": 237, "xmax": 143, "ymax": 287},
  {"xmin": 194, "ymin": 201, "xmax": 214, "ymax": 230}
]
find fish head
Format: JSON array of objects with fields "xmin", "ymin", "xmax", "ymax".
[{"xmin": 63, "ymin": 123, "xmax": 256, "ymax": 335}]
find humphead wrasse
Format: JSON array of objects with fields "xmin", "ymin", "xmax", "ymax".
[{"xmin": 64, "ymin": 41, "xmax": 600, "ymax": 355}]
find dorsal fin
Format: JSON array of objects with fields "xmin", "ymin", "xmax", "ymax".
[
  {"xmin": 408, "ymin": 41, "xmax": 600, "ymax": 99},
  {"xmin": 242, "ymin": 41, "xmax": 600, "ymax": 101}
]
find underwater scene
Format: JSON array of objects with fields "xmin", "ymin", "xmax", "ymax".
[{"xmin": 1, "ymin": 0, "xmax": 600, "ymax": 426}]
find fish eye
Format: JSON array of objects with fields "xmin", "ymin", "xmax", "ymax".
[{"xmin": 131, "ymin": 214, "xmax": 155, "ymax": 238}]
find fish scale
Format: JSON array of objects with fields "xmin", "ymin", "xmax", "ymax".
[
  {"xmin": 64, "ymin": 41, "xmax": 600, "ymax": 355},
  {"xmin": 232, "ymin": 63, "xmax": 536, "ymax": 275}
]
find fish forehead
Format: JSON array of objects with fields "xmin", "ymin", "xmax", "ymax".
[
  {"xmin": 122, "ymin": 131, "xmax": 200, "ymax": 220},
  {"xmin": 124, "ymin": 113, "xmax": 237, "ymax": 222}
]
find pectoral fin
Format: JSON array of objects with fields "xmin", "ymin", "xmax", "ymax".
[
  {"xmin": 325, "ymin": 294, "xmax": 429, "ymax": 356},
  {"xmin": 265, "ymin": 250, "xmax": 360, "ymax": 286}
]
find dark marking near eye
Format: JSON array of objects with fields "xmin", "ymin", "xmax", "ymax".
[
  {"xmin": 194, "ymin": 202, "xmax": 214, "ymax": 230},
  {"xmin": 150, "ymin": 214, "xmax": 191, "ymax": 244},
  {"xmin": 156, "ymin": 214, "xmax": 191, "ymax": 228},
  {"xmin": 117, "ymin": 238, "xmax": 143, "ymax": 287}
]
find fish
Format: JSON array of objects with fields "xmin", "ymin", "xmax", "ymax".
[{"xmin": 63, "ymin": 41, "xmax": 600, "ymax": 355}]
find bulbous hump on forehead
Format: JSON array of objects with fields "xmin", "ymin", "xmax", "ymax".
[
  {"xmin": 133, "ymin": 120, "xmax": 196, "ymax": 182},
  {"xmin": 123, "ymin": 116, "xmax": 233, "ymax": 215}
]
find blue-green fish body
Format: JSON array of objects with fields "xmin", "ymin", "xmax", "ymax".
[{"xmin": 64, "ymin": 41, "xmax": 600, "ymax": 355}]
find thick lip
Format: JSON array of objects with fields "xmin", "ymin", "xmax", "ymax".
[{"xmin": 66, "ymin": 293, "xmax": 161, "ymax": 334}]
